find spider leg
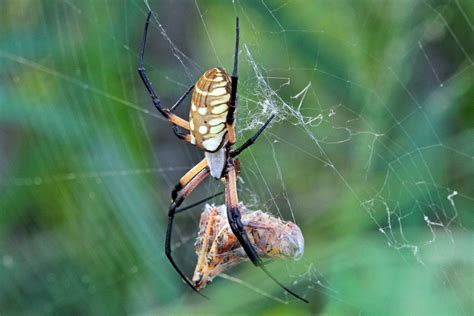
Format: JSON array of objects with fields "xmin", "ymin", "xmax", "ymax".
[
  {"xmin": 171, "ymin": 158, "xmax": 207, "ymax": 200},
  {"xmin": 138, "ymin": 11, "xmax": 190, "ymax": 130},
  {"xmin": 232, "ymin": 17, "xmax": 239, "ymax": 79},
  {"xmin": 226, "ymin": 16, "xmax": 239, "ymax": 145},
  {"xmin": 167, "ymin": 164, "xmax": 210, "ymax": 297},
  {"xmin": 224, "ymin": 159, "xmax": 308, "ymax": 303},
  {"xmin": 175, "ymin": 191, "xmax": 224, "ymax": 214},
  {"xmin": 225, "ymin": 160, "xmax": 260, "ymax": 264},
  {"xmin": 170, "ymin": 85, "xmax": 194, "ymax": 112},
  {"xmin": 170, "ymin": 85, "xmax": 195, "ymax": 142},
  {"xmin": 171, "ymin": 126, "xmax": 193, "ymax": 143},
  {"xmin": 230, "ymin": 114, "xmax": 275, "ymax": 158}
]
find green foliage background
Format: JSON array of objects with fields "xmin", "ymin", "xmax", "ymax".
[{"xmin": 1, "ymin": 1, "xmax": 472, "ymax": 315}]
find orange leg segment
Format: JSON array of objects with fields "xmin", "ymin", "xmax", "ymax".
[{"xmin": 172, "ymin": 157, "xmax": 208, "ymax": 200}]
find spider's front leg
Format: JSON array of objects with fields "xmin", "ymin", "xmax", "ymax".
[
  {"xmin": 224, "ymin": 158, "xmax": 262, "ymax": 265},
  {"xmin": 224, "ymin": 158, "xmax": 308, "ymax": 303},
  {"xmin": 166, "ymin": 158, "xmax": 210, "ymax": 296}
]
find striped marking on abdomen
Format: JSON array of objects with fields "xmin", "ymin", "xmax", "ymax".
[{"xmin": 190, "ymin": 68, "xmax": 231, "ymax": 152}]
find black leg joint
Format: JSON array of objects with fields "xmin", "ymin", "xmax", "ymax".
[
  {"xmin": 227, "ymin": 78, "xmax": 238, "ymax": 124},
  {"xmin": 172, "ymin": 125, "xmax": 187, "ymax": 140},
  {"xmin": 169, "ymin": 196, "xmax": 184, "ymax": 216},
  {"xmin": 152, "ymin": 97, "xmax": 170, "ymax": 118},
  {"xmin": 171, "ymin": 183, "xmax": 182, "ymax": 200}
]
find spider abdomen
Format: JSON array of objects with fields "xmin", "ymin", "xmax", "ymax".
[{"xmin": 190, "ymin": 68, "xmax": 232, "ymax": 152}]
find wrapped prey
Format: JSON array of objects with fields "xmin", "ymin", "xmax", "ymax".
[{"xmin": 192, "ymin": 203, "xmax": 304, "ymax": 289}]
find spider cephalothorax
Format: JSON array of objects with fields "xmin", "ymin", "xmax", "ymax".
[{"xmin": 138, "ymin": 11, "xmax": 307, "ymax": 303}]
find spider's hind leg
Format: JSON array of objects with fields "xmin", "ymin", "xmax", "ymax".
[
  {"xmin": 138, "ymin": 11, "xmax": 190, "ymax": 130},
  {"xmin": 226, "ymin": 16, "xmax": 240, "ymax": 145},
  {"xmin": 170, "ymin": 85, "xmax": 194, "ymax": 112},
  {"xmin": 172, "ymin": 126, "xmax": 194, "ymax": 144},
  {"xmin": 170, "ymin": 85, "xmax": 195, "ymax": 143}
]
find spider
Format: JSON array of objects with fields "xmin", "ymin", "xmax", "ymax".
[{"xmin": 138, "ymin": 11, "xmax": 307, "ymax": 303}]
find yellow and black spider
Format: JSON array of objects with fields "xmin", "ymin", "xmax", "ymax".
[{"xmin": 138, "ymin": 11, "xmax": 307, "ymax": 303}]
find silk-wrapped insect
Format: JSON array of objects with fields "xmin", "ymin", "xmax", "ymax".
[{"xmin": 193, "ymin": 204, "xmax": 304, "ymax": 289}]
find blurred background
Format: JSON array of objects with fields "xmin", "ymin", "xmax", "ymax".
[{"xmin": 1, "ymin": 0, "xmax": 473, "ymax": 315}]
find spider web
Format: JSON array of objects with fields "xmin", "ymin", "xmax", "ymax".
[{"xmin": 1, "ymin": 0, "xmax": 473, "ymax": 314}]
